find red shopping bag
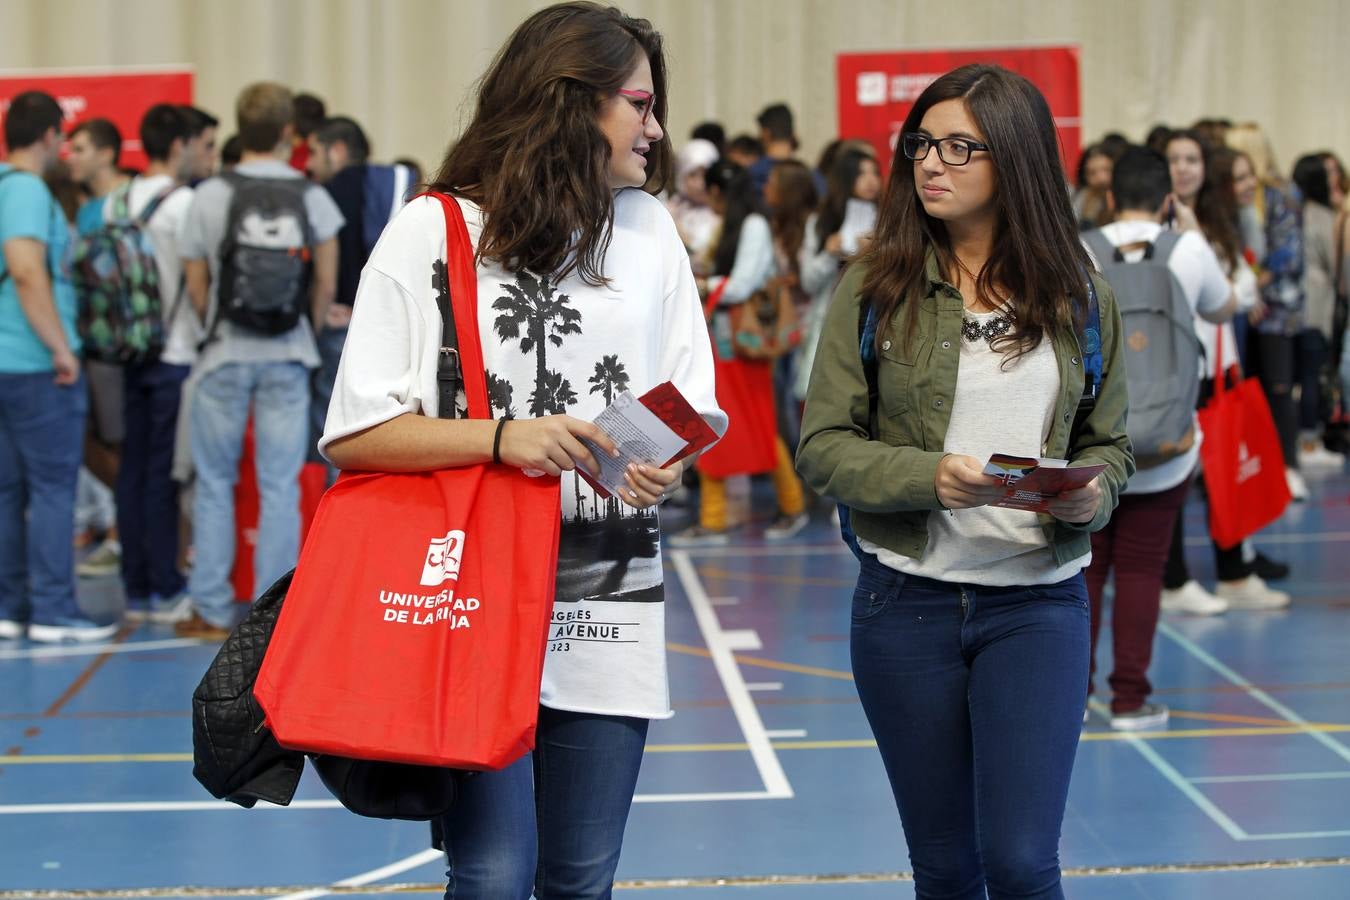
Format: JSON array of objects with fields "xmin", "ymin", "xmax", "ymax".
[
  {"xmin": 254, "ymin": 193, "xmax": 561, "ymax": 771},
  {"xmin": 1197, "ymin": 330, "xmax": 1291, "ymax": 549}
]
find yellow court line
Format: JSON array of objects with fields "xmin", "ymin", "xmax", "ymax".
[
  {"xmin": 697, "ymin": 566, "xmax": 856, "ymax": 588},
  {"xmin": 667, "ymin": 642, "xmax": 857, "ymax": 681},
  {"xmin": 0, "ymin": 753, "xmax": 192, "ymax": 764},
  {"xmin": 1167, "ymin": 709, "xmax": 1316, "ymax": 728},
  {"xmin": 11, "ymin": 722, "xmax": 1350, "ymax": 765}
]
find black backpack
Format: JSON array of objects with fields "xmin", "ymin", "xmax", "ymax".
[{"xmin": 214, "ymin": 173, "xmax": 313, "ymax": 336}]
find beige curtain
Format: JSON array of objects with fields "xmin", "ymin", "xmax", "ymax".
[{"xmin": 2, "ymin": 0, "xmax": 1346, "ymax": 177}]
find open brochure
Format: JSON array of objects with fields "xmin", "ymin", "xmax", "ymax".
[
  {"xmin": 575, "ymin": 382, "xmax": 720, "ymax": 500},
  {"xmin": 982, "ymin": 453, "xmax": 1108, "ymax": 513}
]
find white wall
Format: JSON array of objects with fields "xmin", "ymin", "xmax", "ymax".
[{"xmin": 2, "ymin": 0, "xmax": 1345, "ymax": 175}]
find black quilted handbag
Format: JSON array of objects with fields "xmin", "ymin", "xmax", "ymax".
[
  {"xmin": 191, "ymin": 571, "xmax": 304, "ymax": 807},
  {"xmin": 191, "ymin": 570, "xmax": 462, "ymax": 820}
]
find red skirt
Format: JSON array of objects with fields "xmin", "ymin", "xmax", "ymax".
[{"xmin": 698, "ymin": 355, "xmax": 779, "ymax": 479}]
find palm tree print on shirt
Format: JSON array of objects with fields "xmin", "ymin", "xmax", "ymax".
[
  {"xmin": 588, "ymin": 355, "xmax": 630, "ymax": 406},
  {"xmin": 486, "ymin": 372, "xmax": 516, "ymax": 419},
  {"xmin": 492, "ymin": 271, "xmax": 583, "ymax": 416}
]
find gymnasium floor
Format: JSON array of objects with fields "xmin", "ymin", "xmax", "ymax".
[{"xmin": 2, "ymin": 467, "xmax": 1348, "ymax": 899}]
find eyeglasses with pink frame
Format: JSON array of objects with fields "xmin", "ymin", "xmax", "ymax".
[{"xmin": 617, "ymin": 89, "xmax": 656, "ymax": 126}]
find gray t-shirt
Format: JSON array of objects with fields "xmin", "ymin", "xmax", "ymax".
[{"xmin": 179, "ymin": 158, "xmax": 345, "ymax": 375}]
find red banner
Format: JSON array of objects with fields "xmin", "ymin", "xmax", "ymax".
[
  {"xmin": 836, "ymin": 47, "xmax": 1080, "ymax": 179},
  {"xmin": 0, "ymin": 67, "xmax": 194, "ymax": 170}
]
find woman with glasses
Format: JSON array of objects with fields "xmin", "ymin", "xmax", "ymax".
[
  {"xmin": 798, "ymin": 64, "xmax": 1133, "ymax": 899},
  {"xmin": 318, "ymin": 3, "xmax": 725, "ymax": 896}
]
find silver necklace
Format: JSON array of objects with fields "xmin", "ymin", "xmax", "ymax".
[{"xmin": 961, "ymin": 308, "xmax": 1013, "ymax": 344}]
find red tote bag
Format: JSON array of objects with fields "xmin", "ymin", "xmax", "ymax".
[
  {"xmin": 254, "ymin": 193, "xmax": 562, "ymax": 771},
  {"xmin": 1197, "ymin": 330, "xmax": 1291, "ymax": 549}
]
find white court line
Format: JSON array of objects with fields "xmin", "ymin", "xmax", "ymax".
[
  {"xmin": 0, "ymin": 799, "xmax": 345, "ymax": 815},
  {"xmin": 1191, "ymin": 771, "xmax": 1350, "ymax": 784},
  {"xmin": 0, "ymin": 638, "xmax": 202, "ymax": 661},
  {"xmin": 275, "ymin": 848, "xmax": 444, "ymax": 900},
  {"xmin": 1086, "ymin": 699, "xmax": 1249, "ymax": 840},
  {"xmin": 1158, "ymin": 621, "xmax": 1350, "ymax": 766},
  {"xmin": 1116, "ymin": 733, "xmax": 1248, "ymax": 841},
  {"xmin": 765, "ymin": 730, "xmax": 808, "ymax": 739},
  {"xmin": 670, "ymin": 550, "xmax": 793, "ymax": 800},
  {"xmin": 746, "ymin": 682, "xmax": 784, "ymax": 692},
  {"xmin": 0, "ymin": 791, "xmax": 788, "ymax": 814},
  {"xmin": 633, "ymin": 790, "xmax": 785, "ymax": 804}
]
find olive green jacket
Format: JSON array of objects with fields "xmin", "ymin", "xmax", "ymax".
[{"xmin": 796, "ymin": 257, "xmax": 1135, "ymax": 566}]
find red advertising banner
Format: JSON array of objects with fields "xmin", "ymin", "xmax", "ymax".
[
  {"xmin": 0, "ymin": 67, "xmax": 194, "ymax": 170},
  {"xmin": 836, "ymin": 47, "xmax": 1080, "ymax": 179}
]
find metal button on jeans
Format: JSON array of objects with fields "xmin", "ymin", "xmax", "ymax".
[{"xmin": 882, "ymin": 340, "xmax": 892, "ymax": 351}]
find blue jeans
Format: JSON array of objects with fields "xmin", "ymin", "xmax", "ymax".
[
  {"xmin": 117, "ymin": 361, "xmax": 190, "ymax": 600},
  {"xmin": 0, "ymin": 373, "xmax": 88, "ymax": 625},
  {"xmin": 438, "ymin": 706, "xmax": 649, "ymax": 899},
  {"xmin": 188, "ymin": 361, "xmax": 309, "ymax": 627},
  {"xmin": 310, "ymin": 324, "xmax": 346, "ymax": 480},
  {"xmin": 850, "ymin": 555, "xmax": 1089, "ymax": 900}
]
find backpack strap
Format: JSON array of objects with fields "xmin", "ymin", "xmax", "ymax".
[
  {"xmin": 1070, "ymin": 271, "xmax": 1103, "ymax": 448},
  {"xmin": 135, "ymin": 183, "xmax": 180, "ymax": 226},
  {"xmin": 0, "ymin": 170, "xmax": 19, "ymax": 290}
]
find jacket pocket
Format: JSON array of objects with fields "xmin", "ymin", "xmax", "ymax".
[{"xmin": 877, "ymin": 333, "xmax": 929, "ymax": 420}]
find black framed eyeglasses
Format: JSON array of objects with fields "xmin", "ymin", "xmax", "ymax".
[{"xmin": 902, "ymin": 132, "xmax": 990, "ymax": 166}]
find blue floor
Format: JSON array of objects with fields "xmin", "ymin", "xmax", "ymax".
[{"xmin": 2, "ymin": 466, "xmax": 1349, "ymax": 898}]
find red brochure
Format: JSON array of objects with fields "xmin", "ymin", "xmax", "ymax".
[
  {"xmin": 576, "ymin": 382, "xmax": 720, "ymax": 499},
  {"xmin": 983, "ymin": 453, "xmax": 1107, "ymax": 513}
]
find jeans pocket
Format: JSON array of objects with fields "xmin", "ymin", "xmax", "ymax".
[
  {"xmin": 1030, "ymin": 575, "xmax": 1089, "ymax": 609},
  {"xmin": 851, "ymin": 569, "xmax": 903, "ymax": 623}
]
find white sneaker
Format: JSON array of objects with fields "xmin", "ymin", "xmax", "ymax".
[
  {"xmin": 76, "ymin": 538, "xmax": 122, "ymax": 578},
  {"xmin": 28, "ymin": 618, "xmax": 119, "ymax": 643},
  {"xmin": 764, "ymin": 512, "xmax": 809, "ymax": 541},
  {"xmin": 1285, "ymin": 468, "xmax": 1309, "ymax": 502},
  {"xmin": 1160, "ymin": 580, "xmax": 1229, "ymax": 615},
  {"xmin": 0, "ymin": 619, "xmax": 25, "ymax": 640},
  {"xmin": 148, "ymin": 592, "xmax": 194, "ymax": 624},
  {"xmin": 1216, "ymin": 574, "xmax": 1291, "ymax": 610},
  {"xmin": 1298, "ymin": 443, "xmax": 1344, "ymax": 469},
  {"xmin": 1110, "ymin": 701, "xmax": 1170, "ymax": 731}
]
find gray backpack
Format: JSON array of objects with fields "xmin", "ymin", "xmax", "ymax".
[{"xmin": 1082, "ymin": 229, "xmax": 1202, "ymax": 469}]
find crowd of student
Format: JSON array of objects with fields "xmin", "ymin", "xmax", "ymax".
[
  {"xmin": 0, "ymin": 85, "xmax": 419, "ymax": 642},
  {"xmin": 0, "ymin": 75, "xmax": 1341, "ymax": 664},
  {"xmin": 3, "ymin": 3, "xmax": 1347, "ymax": 897}
]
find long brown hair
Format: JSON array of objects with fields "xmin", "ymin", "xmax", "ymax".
[
  {"xmin": 428, "ymin": 2, "xmax": 673, "ymax": 286},
  {"xmin": 768, "ymin": 159, "xmax": 818, "ymax": 276},
  {"xmin": 1169, "ymin": 131, "xmax": 1242, "ymax": 269},
  {"xmin": 858, "ymin": 64, "xmax": 1091, "ymax": 360}
]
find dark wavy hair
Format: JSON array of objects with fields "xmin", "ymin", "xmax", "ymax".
[
  {"xmin": 705, "ymin": 159, "xmax": 762, "ymax": 278},
  {"xmin": 768, "ymin": 160, "xmax": 817, "ymax": 276},
  {"xmin": 817, "ymin": 146, "xmax": 877, "ymax": 251},
  {"xmin": 858, "ymin": 64, "xmax": 1091, "ymax": 361},
  {"xmin": 1167, "ymin": 130, "xmax": 1241, "ymax": 268},
  {"xmin": 1292, "ymin": 153, "xmax": 1331, "ymax": 208},
  {"xmin": 427, "ymin": 2, "xmax": 671, "ymax": 287}
]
